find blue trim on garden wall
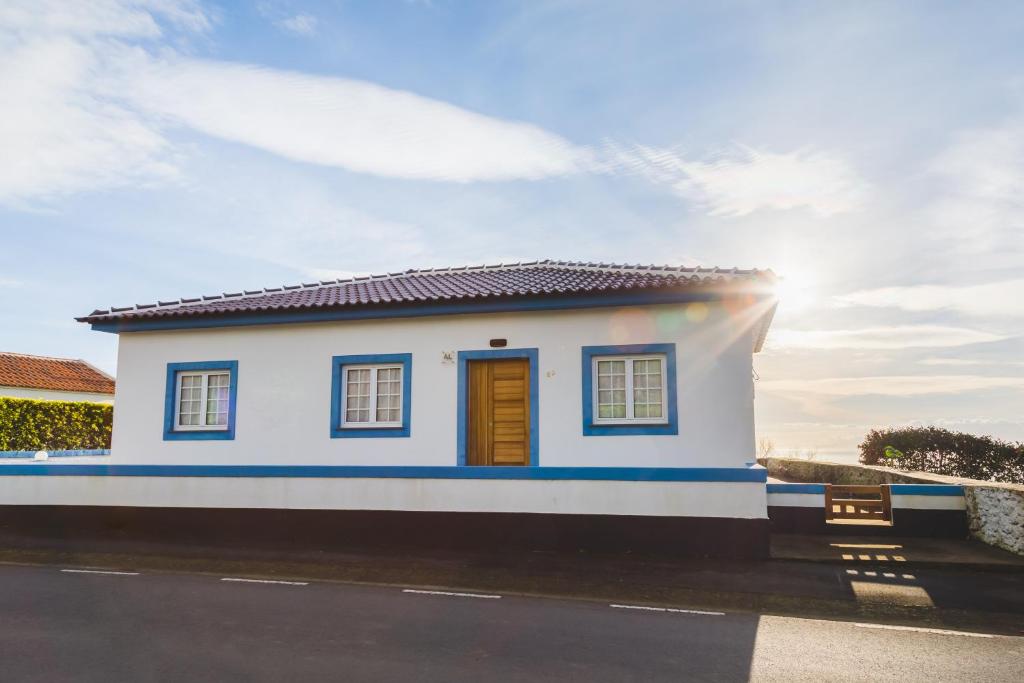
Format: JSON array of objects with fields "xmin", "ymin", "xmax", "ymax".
[
  {"xmin": 766, "ymin": 483, "xmax": 826, "ymax": 494},
  {"xmin": 456, "ymin": 348, "xmax": 539, "ymax": 466},
  {"xmin": 163, "ymin": 361, "xmax": 238, "ymax": 441},
  {"xmin": 765, "ymin": 483, "xmax": 963, "ymax": 496},
  {"xmin": 90, "ymin": 290, "xmax": 761, "ymax": 334},
  {"xmin": 581, "ymin": 343, "xmax": 678, "ymax": 436},
  {"xmin": 889, "ymin": 484, "xmax": 964, "ymax": 497},
  {"xmin": 0, "ymin": 464, "xmax": 767, "ymax": 482},
  {"xmin": 0, "ymin": 449, "xmax": 111, "ymax": 459},
  {"xmin": 329, "ymin": 353, "xmax": 412, "ymax": 438}
]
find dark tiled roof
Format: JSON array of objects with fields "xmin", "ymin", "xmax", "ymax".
[
  {"xmin": 77, "ymin": 260, "xmax": 774, "ymax": 324},
  {"xmin": 0, "ymin": 352, "xmax": 115, "ymax": 395}
]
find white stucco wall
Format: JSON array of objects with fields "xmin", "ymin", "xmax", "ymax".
[
  {"xmin": 109, "ymin": 303, "xmax": 758, "ymax": 468},
  {"xmin": 0, "ymin": 386, "xmax": 114, "ymax": 404}
]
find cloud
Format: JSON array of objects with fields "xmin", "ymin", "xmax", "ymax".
[
  {"xmin": 0, "ymin": 0, "xmax": 870, "ymax": 219},
  {"xmin": 0, "ymin": 278, "xmax": 23, "ymax": 287},
  {"xmin": 919, "ymin": 357, "xmax": 1024, "ymax": 367},
  {"xmin": 0, "ymin": 0, "xmax": 210, "ymax": 37},
  {"xmin": 607, "ymin": 143, "xmax": 868, "ymax": 216},
  {"xmin": 925, "ymin": 123, "xmax": 1024, "ymax": 257},
  {"xmin": 839, "ymin": 279, "xmax": 1024, "ymax": 317},
  {"xmin": 276, "ymin": 13, "xmax": 317, "ymax": 36},
  {"xmin": 0, "ymin": 3, "xmax": 196, "ymax": 204},
  {"xmin": 769, "ymin": 325, "xmax": 1005, "ymax": 350},
  {"xmin": 760, "ymin": 374, "xmax": 1024, "ymax": 397},
  {"xmin": 0, "ymin": 0, "xmax": 594, "ymax": 204},
  {"xmin": 118, "ymin": 55, "xmax": 589, "ymax": 183}
]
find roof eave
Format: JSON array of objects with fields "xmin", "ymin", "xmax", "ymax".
[
  {"xmin": 752, "ymin": 300, "xmax": 778, "ymax": 354},
  {"xmin": 84, "ymin": 285, "xmax": 774, "ymax": 333}
]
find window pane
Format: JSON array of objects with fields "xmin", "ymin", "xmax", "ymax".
[
  {"xmin": 631, "ymin": 358, "xmax": 665, "ymax": 420},
  {"xmin": 375, "ymin": 367, "xmax": 402, "ymax": 423},
  {"xmin": 178, "ymin": 373, "xmax": 203, "ymax": 427},
  {"xmin": 596, "ymin": 354, "xmax": 628, "ymax": 419},
  {"xmin": 344, "ymin": 367, "xmax": 372, "ymax": 423},
  {"xmin": 598, "ymin": 359, "xmax": 625, "ymax": 374},
  {"xmin": 205, "ymin": 374, "xmax": 230, "ymax": 426}
]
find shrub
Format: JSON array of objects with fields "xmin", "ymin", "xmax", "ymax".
[
  {"xmin": 0, "ymin": 397, "xmax": 112, "ymax": 451},
  {"xmin": 859, "ymin": 426, "xmax": 1024, "ymax": 484}
]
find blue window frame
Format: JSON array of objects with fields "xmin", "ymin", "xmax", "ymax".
[
  {"xmin": 330, "ymin": 354, "xmax": 412, "ymax": 438},
  {"xmin": 456, "ymin": 348, "xmax": 539, "ymax": 466},
  {"xmin": 163, "ymin": 361, "xmax": 239, "ymax": 441},
  {"xmin": 581, "ymin": 344, "xmax": 678, "ymax": 436}
]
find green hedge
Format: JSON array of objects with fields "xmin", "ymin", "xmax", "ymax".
[
  {"xmin": 859, "ymin": 426, "xmax": 1024, "ymax": 484},
  {"xmin": 0, "ymin": 397, "xmax": 112, "ymax": 451}
]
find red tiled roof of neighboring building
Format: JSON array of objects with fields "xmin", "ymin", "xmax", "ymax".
[
  {"xmin": 0, "ymin": 352, "xmax": 115, "ymax": 395},
  {"xmin": 77, "ymin": 260, "xmax": 775, "ymax": 324}
]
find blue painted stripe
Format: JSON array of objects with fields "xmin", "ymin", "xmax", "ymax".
[
  {"xmin": 889, "ymin": 484, "xmax": 964, "ymax": 496},
  {"xmin": 0, "ymin": 464, "xmax": 768, "ymax": 482},
  {"xmin": 0, "ymin": 449, "xmax": 111, "ymax": 459},
  {"xmin": 766, "ymin": 483, "xmax": 826, "ymax": 494},
  {"xmin": 89, "ymin": 290, "xmax": 765, "ymax": 334}
]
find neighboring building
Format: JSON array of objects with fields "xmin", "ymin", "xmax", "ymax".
[
  {"xmin": 0, "ymin": 352, "xmax": 115, "ymax": 404},
  {"xmin": 14, "ymin": 260, "xmax": 778, "ymax": 557}
]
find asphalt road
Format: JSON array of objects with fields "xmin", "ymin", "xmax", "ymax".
[{"xmin": 0, "ymin": 564, "xmax": 1021, "ymax": 682}]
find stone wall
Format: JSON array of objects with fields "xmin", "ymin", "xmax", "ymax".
[
  {"xmin": 760, "ymin": 457, "xmax": 1024, "ymax": 556},
  {"xmin": 965, "ymin": 486, "xmax": 1024, "ymax": 555}
]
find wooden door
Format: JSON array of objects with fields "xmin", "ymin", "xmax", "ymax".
[{"xmin": 467, "ymin": 359, "xmax": 530, "ymax": 466}]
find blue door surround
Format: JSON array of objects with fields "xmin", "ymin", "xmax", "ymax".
[{"xmin": 456, "ymin": 348, "xmax": 539, "ymax": 466}]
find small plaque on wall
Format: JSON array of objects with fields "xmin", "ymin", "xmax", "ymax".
[{"xmin": 441, "ymin": 351, "xmax": 455, "ymax": 364}]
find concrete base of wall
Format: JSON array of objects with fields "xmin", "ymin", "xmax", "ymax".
[
  {"xmin": 0, "ymin": 506, "xmax": 771, "ymax": 560},
  {"xmin": 768, "ymin": 506, "xmax": 968, "ymax": 539}
]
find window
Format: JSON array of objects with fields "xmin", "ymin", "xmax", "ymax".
[
  {"xmin": 176, "ymin": 371, "xmax": 231, "ymax": 429},
  {"xmin": 330, "ymin": 354, "xmax": 412, "ymax": 438},
  {"xmin": 581, "ymin": 344, "xmax": 678, "ymax": 436},
  {"xmin": 593, "ymin": 355, "xmax": 667, "ymax": 423},
  {"xmin": 163, "ymin": 361, "xmax": 238, "ymax": 441},
  {"xmin": 342, "ymin": 365, "xmax": 403, "ymax": 427}
]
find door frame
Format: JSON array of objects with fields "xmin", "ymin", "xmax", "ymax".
[{"xmin": 456, "ymin": 348, "xmax": 539, "ymax": 466}]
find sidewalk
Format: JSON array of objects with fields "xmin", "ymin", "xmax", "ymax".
[
  {"xmin": 1, "ymin": 533, "xmax": 1023, "ymax": 636},
  {"xmin": 772, "ymin": 533, "xmax": 1024, "ymax": 571}
]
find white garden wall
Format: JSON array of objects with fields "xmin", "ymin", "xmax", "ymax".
[
  {"xmin": 110, "ymin": 302, "xmax": 757, "ymax": 468},
  {"xmin": 0, "ymin": 386, "xmax": 114, "ymax": 404},
  {"xmin": 0, "ymin": 474, "xmax": 766, "ymax": 518}
]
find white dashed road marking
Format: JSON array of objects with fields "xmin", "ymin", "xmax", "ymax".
[
  {"xmin": 61, "ymin": 569, "xmax": 139, "ymax": 576},
  {"xmin": 221, "ymin": 577, "xmax": 309, "ymax": 586},
  {"xmin": 853, "ymin": 623, "xmax": 998, "ymax": 638},
  {"xmin": 403, "ymin": 589, "xmax": 502, "ymax": 599},
  {"xmin": 610, "ymin": 604, "xmax": 725, "ymax": 616}
]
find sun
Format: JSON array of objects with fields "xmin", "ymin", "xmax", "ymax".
[{"xmin": 771, "ymin": 265, "xmax": 819, "ymax": 314}]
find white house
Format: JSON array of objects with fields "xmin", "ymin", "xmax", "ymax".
[
  {"xmin": 0, "ymin": 352, "xmax": 115, "ymax": 404},
  {"xmin": 3, "ymin": 261, "xmax": 779, "ymax": 558}
]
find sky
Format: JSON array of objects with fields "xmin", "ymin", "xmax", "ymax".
[{"xmin": 1, "ymin": 0, "xmax": 1022, "ymax": 459}]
